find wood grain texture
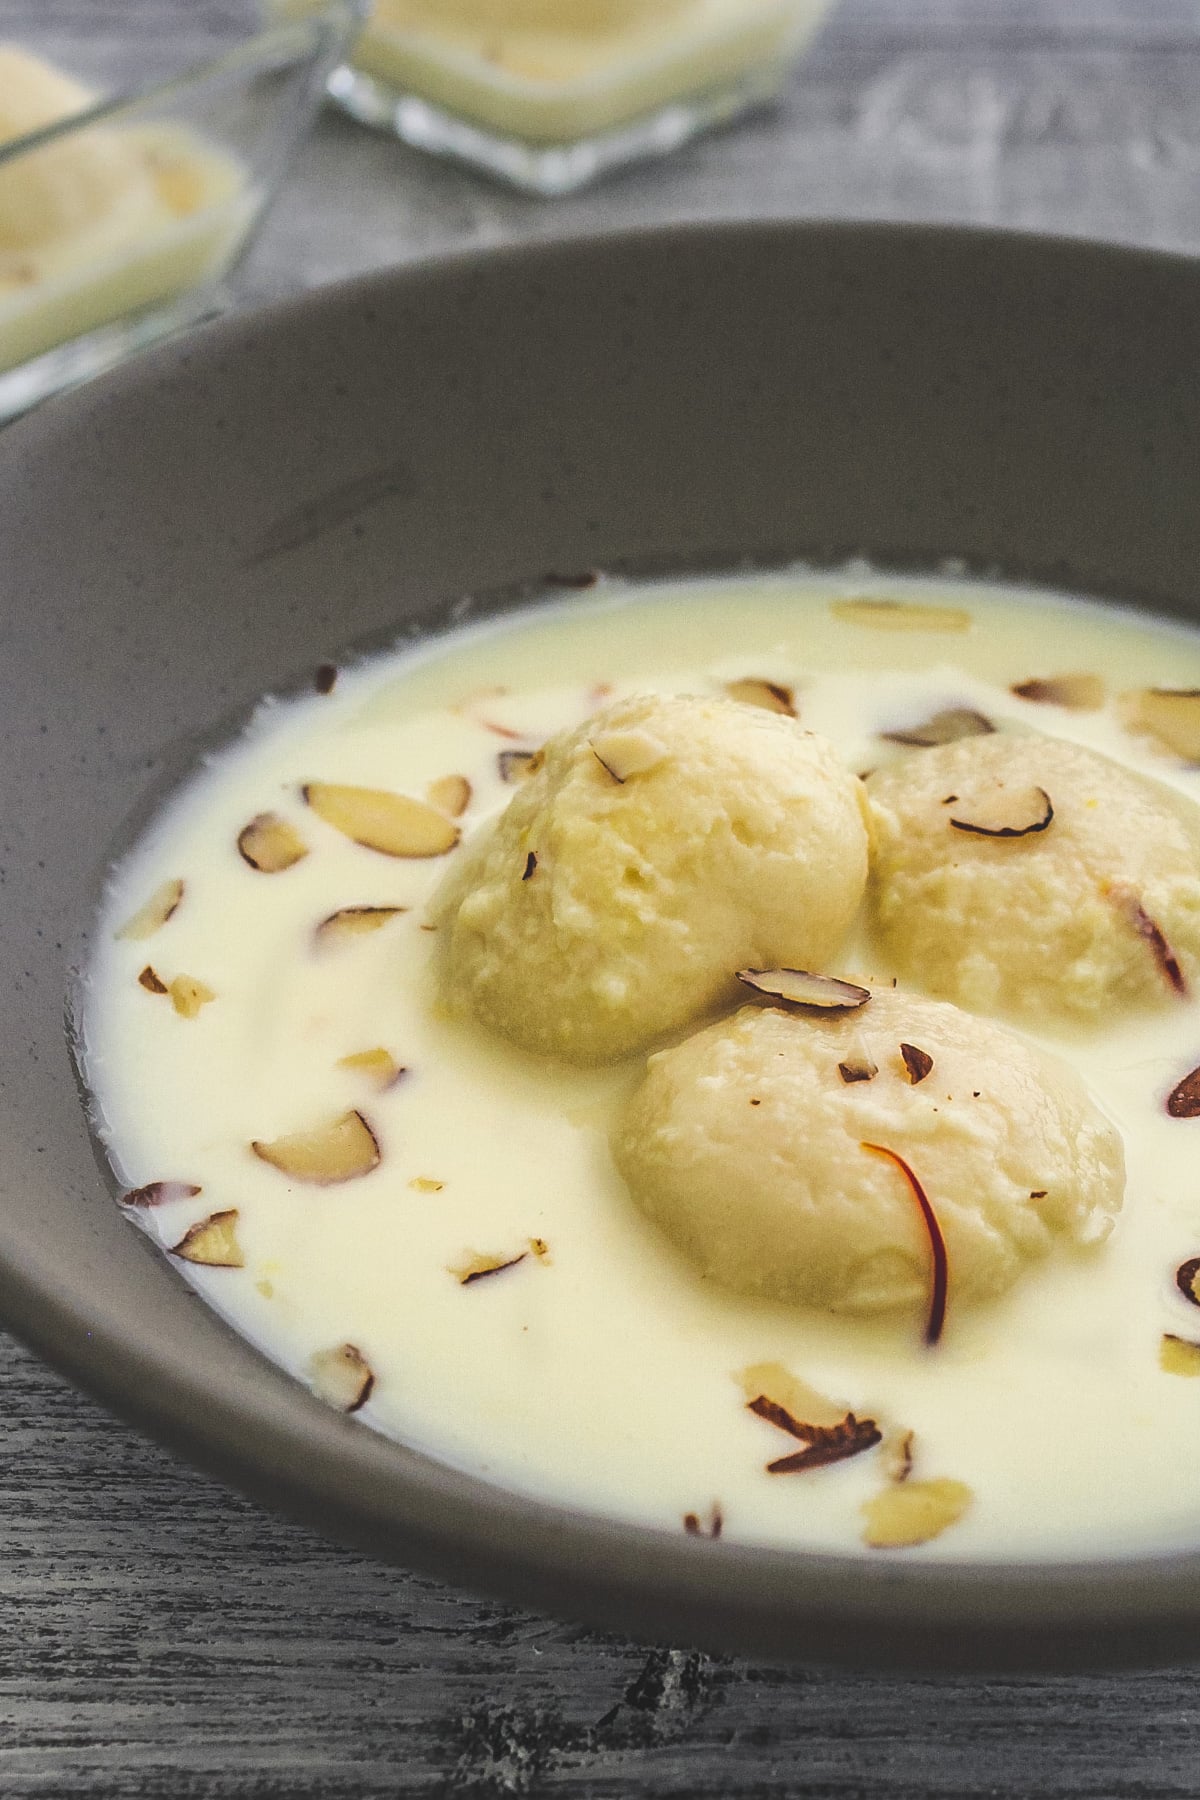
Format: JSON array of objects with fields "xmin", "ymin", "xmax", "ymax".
[{"xmin": 9, "ymin": 2, "xmax": 1200, "ymax": 1793}]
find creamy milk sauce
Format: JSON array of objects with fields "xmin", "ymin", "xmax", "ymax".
[{"xmin": 80, "ymin": 572, "xmax": 1200, "ymax": 1560}]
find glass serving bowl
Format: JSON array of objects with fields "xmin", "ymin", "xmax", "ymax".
[
  {"xmin": 270, "ymin": 0, "xmax": 834, "ymax": 196},
  {"xmin": 0, "ymin": 6, "xmax": 359, "ymax": 424}
]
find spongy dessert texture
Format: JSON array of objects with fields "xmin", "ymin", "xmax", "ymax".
[
  {"xmin": 435, "ymin": 692, "xmax": 870, "ymax": 1063},
  {"xmin": 0, "ymin": 46, "xmax": 157, "ymax": 256},
  {"xmin": 866, "ymin": 733, "xmax": 1200, "ymax": 1020},
  {"xmin": 614, "ymin": 990, "xmax": 1125, "ymax": 1313}
]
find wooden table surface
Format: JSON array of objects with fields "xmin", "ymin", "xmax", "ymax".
[{"xmin": 11, "ymin": 3, "xmax": 1200, "ymax": 1794}]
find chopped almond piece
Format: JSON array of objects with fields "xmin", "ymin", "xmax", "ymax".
[
  {"xmin": 138, "ymin": 965, "xmax": 167, "ymax": 995},
  {"xmin": 498, "ymin": 749, "xmax": 542, "ymax": 783},
  {"xmin": 725, "ymin": 678, "xmax": 796, "ymax": 716},
  {"xmin": 838, "ymin": 1055, "xmax": 877, "ymax": 1083},
  {"xmin": 1161, "ymin": 1333, "xmax": 1200, "ymax": 1376},
  {"xmin": 949, "ymin": 786, "xmax": 1053, "ymax": 838},
  {"xmin": 316, "ymin": 905, "xmax": 406, "ymax": 946},
  {"xmin": 831, "ymin": 598, "xmax": 971, "ymax": 633},
  {"xmin": 237, "ymin": 812, "xmax": 309, "ymax": 873},
  {"xmin": 427, "ymin": 774, "xmax": 472, "ymax": 818},
  {"xmin": 310, "ymin": 1342, "xmax": 374, "ymax": 1413},
  {"xmin": 529, "ymin": 1236, "xmax": 551, "ymax": 1261},
  {"xmin": 590, "ymin": 726, "xmax": 667, "ymax": 782},
  {"xmin": 252, "ymin": 1110, "xmax": 380, "ymax": 1185},
  {"xmin": 303, "ymin": 782, "xmax": 460, "ymax": 858},
  {"xmin": 116, "ymin": 877, "xmax": 184, "ymax": 941},
  {"xmin": 736, "ymin": 1362, "xmax": 849, "ymax": 1430},
  {"xmin": 338, "ymin": 1048, "xmax": 406, "ymax": 1090},
  {"xmin": 900, "ymin": 1043, "xmax": 934, "ymax": 1084},
  {"xmin": 862, "ymin": 1478, "xmax": 971, "ymax": 1548},
  {"xmin": 168, "ymin": 975, "xmax": 215, "ymax": 1019},
  {"xmin": 882, "ymin": 1429, "xmax": 915, "ymax": 1484},
  {"xmin": 736, "ymin": 968, "xmax": 870, "ymax": 1012},
  {"xmin": 1125, "ymin": 688, "xmax": 1200, "ymax": 762},
  {"xmin": 120, "ymin": 1180, "xmax": 201, "ymax": 1208},
  {"xmin": 1012, "ymin": 674, "xmax": 1105, "ymax": 711},
  {"xmin": 450, "ymin": 1249, "xmax": 528, "ymax": 1285},
  {"xmin": 881, "ymin": 707, "xmax": 993, "ymax": 747},
  {"xmin": 169, "ymin": 1208, "xmax": 244, "ymax": 1268},
  {"xmin": 1167, "ymin": 1066, "xmax": 1200, "ymax": 1118},
  {"xmin": 410, "ymin": 1176, "xmax": 444, "ymax": 1193},
  {"xmin": 1176, "ymin": 1258, "xmax": 1200, "ymax": 1306}
]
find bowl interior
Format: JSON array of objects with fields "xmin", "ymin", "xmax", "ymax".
[{"xmin": 4, "ymin": 221, "xmax": 1200, "ymax": 1671}]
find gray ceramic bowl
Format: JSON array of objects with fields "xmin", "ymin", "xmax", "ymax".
[{"xmin": 4, "ymin": 222, "xmax": 1200, "ymax": 1674}]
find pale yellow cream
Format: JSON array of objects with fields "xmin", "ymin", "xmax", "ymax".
[{"xmin": 81, "ymin": 572, "xmax": 1200, "ymax": 1561}]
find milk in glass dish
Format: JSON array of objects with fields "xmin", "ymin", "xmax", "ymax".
[
  {"xmin": 270, "ymin": 0, "xmax": 834, "ymax": 192},
  {"xmin": 78, "ymin": 571, "xmax": 1200, "ymax": 1561}
]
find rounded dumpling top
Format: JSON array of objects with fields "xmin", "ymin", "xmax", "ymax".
[
  {"xmin": 0, "ymin": 47, "xmax": 155, "ymax": 255},
  {"xmin": 435, "ymin": 691, "xmax": 870, "ymax": 1063},
  {"xmin": 613, "ymin": 989, "xmax": 1124, "ymax": 1318},
  {"xmin": 866, "ymin": 732, "xmax": 1200, "ymax": 1021}
]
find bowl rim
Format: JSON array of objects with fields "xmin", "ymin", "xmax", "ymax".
[{"xmin": 9, "ymin": 217, "xmax": 1200, "ymax": 1671}]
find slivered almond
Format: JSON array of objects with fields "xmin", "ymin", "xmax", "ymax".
[
  {"xmin": 1125, "ymin": 688, "xmax": 1200, "ymax": 762},
  {"xmin": 138, "ymin": 966, "xmax": 167, "ymax": 995},
  {"xmin": 450, "ymin": 1249, "xmax": 528, "ymax": 1285},
  {"xmin": 120, "ymin": 1180, "xmax": 201, "ymax": 1208},
  {"xmin": 237, "ymin": 812, "xmax": 308, "ymax": 873},
  {"xmin": 736, "ymin": 969, "xmax": 870, "ymax": 1012},
  {"xmin": 427, "ymin": 774, "xmax": 472, "ymax": 818},
  {"xmin": 338, "ymin": 1048, "xmax": 406, "ymax": 1090},
  {"xmin": 736, "ymin": 1362, "xmax": 848, "ymax": 1430},
  {"xmin": 498, "ymin": 749, "xmax": 542, "ymax": 783},
  {"xmin": 1012, "ymin": 674, "xmax": 1105, "ymax": 711},
  {"xmin": 310, "ymin": 1343, "xmax": 374, "ymax": 1412},
  {"xmin": 168, "ymin": 975, "xmax": 215, "ymax": 1019},
  {"xmin": 725, "ymin": 678, "xmax": 796, "ymax": 716},
  {"xmin": 1161, "ymin": 1333, "xmax": 1200, "ymax": 1376},
  {"xmin": 882, "ymin": 1429, "xmax": 915, "ymax": 1484},
  {"xmin": 169, "ymin": 1208, "xmax": 243, "ymax": 1268},
  {"xmin": 590, "ymin": 726, "xmax": 666, "ymax": 782},
  {"xmin": 949, "ymin": 786, "xmax": 1053, "ymax": 838},
  {"xmin": 1175, "ymin": 1258, "xmax": 1200, "ymax": 1306},
  {"xmin": 861, "ymin": 1478, "xmax": 971, "ymax": 1548},
  {"xmin": 251, "ymin": 1110, "xmax": 380, "ymax": 1185},
  {"xmin": 316, "ymin": 905, "xmax": 406, "ymax": 945},
  {"xmin": 881, "ymin": 707, "xmax": 994, "ymax": 747},
  {"xmin": 831, "ymin": 598, "xmax": 971, "ymax": 633},
  {"xmin": 303, "ymin": 782, "xmax": 460, "ymax": 858},
  {"xmin": 900, "ymin": 1043, "xmax": 934, "ymax": 1084},
  {"xmin": 116, "ymin": 877, "xmax": 184, "ymax": 940},
  {"xmin": 410, "ymin": 1176, "xmax": 444, "ymax": 1193}
]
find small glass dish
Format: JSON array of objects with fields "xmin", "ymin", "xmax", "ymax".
[
  {"xmin": 272, "ymin": 0, "xmax": 833, "ymax": 196},
  {"xmin": 0, "ymin": 6, "xmax": 359, "ymax": 424}
]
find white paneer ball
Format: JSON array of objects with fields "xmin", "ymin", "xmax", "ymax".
[
  {"xmin": 614, "ymin": 990, "xmax": 1124, "ymax": 1316},
  {"xmin": 866, "ymin": 733, "xmax": 1200, "ymax": 1021},
  {"xmin": 436, "ymin": 692, "xmax": 869, "ymax": 1063}
]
